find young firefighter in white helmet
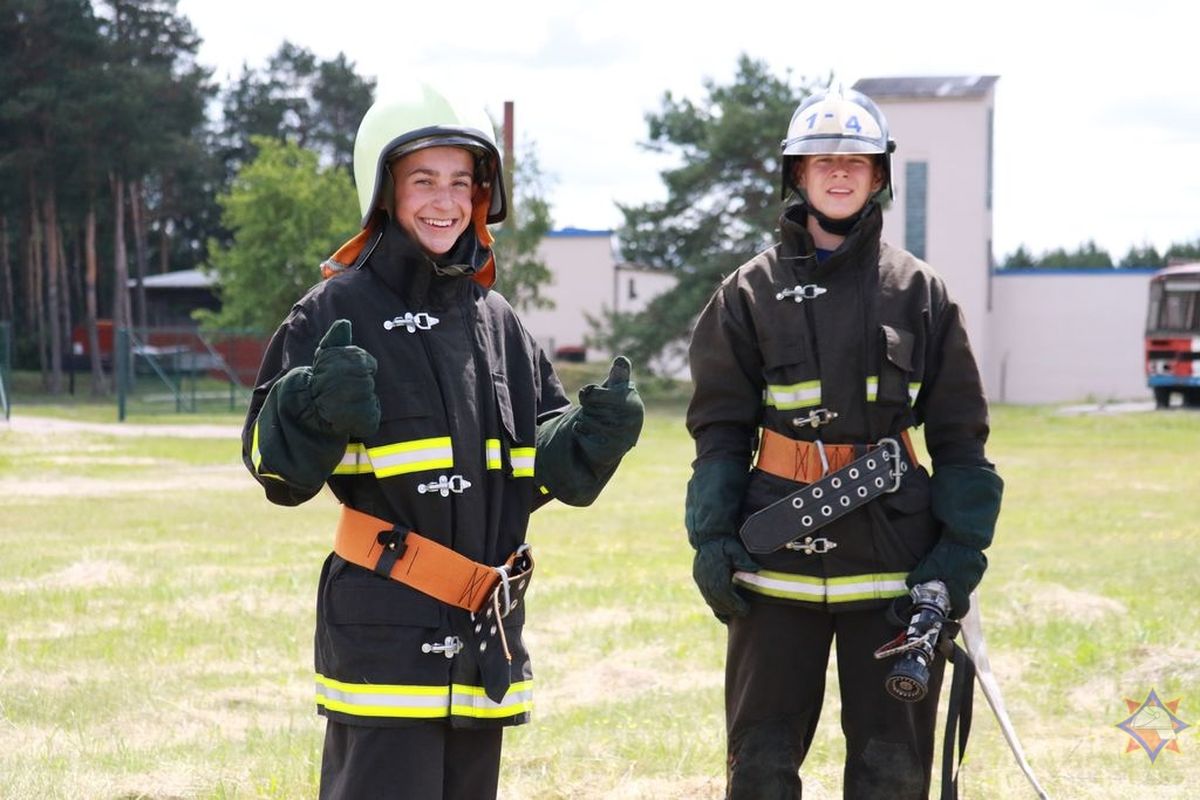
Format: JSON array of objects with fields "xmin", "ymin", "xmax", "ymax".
[
  {"xmin": 241, "ymin": 83, "xmax": 644, "ymax": 799},
  {"xmin": 685, "ymin": 85, "xmax": 1003, "ymax": 798}
]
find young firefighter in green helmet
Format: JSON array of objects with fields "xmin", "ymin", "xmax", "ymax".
[
  {"xmin": 241, "ymin": 83, "xmax": 644, "ymax": 799},
  {"xmin": 685, "ymin": 85, "xmax": 1003, "ymax": 798}
]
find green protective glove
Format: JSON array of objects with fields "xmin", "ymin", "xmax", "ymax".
[
  {"xmin": 693, "ymin": 538, "xmax": 760, "ymax": 623},
  {"xmin": 685, "ymin": 458, "xmax": 758, "ymax": 623},
  {"xmin": 930, "ymin": 464, "xmax": 1004, "ymax": 550},
  {"xmin": 906, "ymin": 538, "xmax": 987, "ymax": 619},
  {"xmin": 574, "ymin": 356, "xmax": 645, "ymax": 468},
  {"xmin": 309, "ymin": 319, "xmax": 380, "ymax": 439},
  {"xmin": 535, "ymin": 356, "xmax": 644, "ymax": 506},
  {"xmin": 908, "ymin": 463, "xmax": 1003, "ymax": 618}
]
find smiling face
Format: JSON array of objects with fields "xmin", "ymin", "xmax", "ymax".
[
  {"xmin": 794, "ymin": 154, "xmax": 883, "ymax": 221},
  {"xmin": 389, "ymin": 146, "xmax": 475, "ymax": 255}
]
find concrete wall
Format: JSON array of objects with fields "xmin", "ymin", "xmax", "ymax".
[
  {"xmin": 517, "ymin": 228, "xmax": 676, "ymax": 361},
  {"xmin": 987, "ymin": 269, "xmax": 1154, "ymax": 403},
  {"xmin": 877, "ymin": 93, "xmax": 996, "ymax": 397}
]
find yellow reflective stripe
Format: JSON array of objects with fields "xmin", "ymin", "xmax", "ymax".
[
  {"xmin": 251, "ymin": 421, "xmax": 263, "ymax": 470},
  {"xmin": 251, "ymin": 421, "xmax": 286, "ymax": 481},
  {"xmin": 866, "ymin": 377, "xmax": 922, "ymax": 405},
  {"xmin": 765, "ymin": 380, "xmax": 821, "ymax": 410},
  {"xmin": 486, "ymin": 438, "xmax": 502, "ymax": 470},
  {"xmin": 538, "ymin": 485, "xmax": 550, "ymax": 495},
  {"xmin": 450, "ymin": 680, "xmax": 534, "ymax": 719},
  {"xmin": 315, "ymin": 675, "xmax": 533, "ymax": 720},
  {"xmin": 332, "ymin": 442, "xmax": 372, "ymax": 475},
  {"xmin": 510, "ymin": 447, "xmax": 536, "ymax": 477},
  {"xmin": 368, "ymin": 437, "xmax": 454, "ymax": 477},
  {"xmin": 826, "ymin": 573, "xmax": 909, "ymax": 602},
  {"xmin": 734, "ymin": 570, "xmax": 908, "ymax": 603},
  {"xmin": 315, "ymin": 675, "xmax": 450, "ymax": 719},
  {"xmin": 735, "ymin": 570, "xmax": 825, "ymax": 601}
]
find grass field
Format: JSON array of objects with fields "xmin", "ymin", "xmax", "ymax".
[{"xmin": 1, "ymin": 396, "xmax": 1198, "ymax": 798}]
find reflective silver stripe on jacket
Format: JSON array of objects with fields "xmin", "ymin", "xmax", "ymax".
[
  {"xmin": 315, "ymin": 674, "xmax": 533, "ymax": 720},
  {"xmin": 333, "ymin": 437, "xmax": 535, "ymax": 478},
  {"xmin": 510, "ymin": 447, "xmax": 536, "ymax": 477},
  {"xmin": 451, "ymin": 682, "xmax": 535, "ymax": 718},
  {"xmin": 331, "ymin": 436, "xmax": 454, "ymax": 477},
  {"xmin": 765, "ymin": 380, "xmax": 821, "ymax": 410},
  {"xmin": 334, "ymin": 442, "xmax": 372, "ymax": 474},
  {"xmin": 733, "ymin": 570, "xmax": 908, "ymax": 603},
  {"xmin": 485, "ymin": 438, "xmax": 502, "ymax": 470},
  {"xmin": 865, "ymin": 376, "xmax": 922, "ymax": 404}
]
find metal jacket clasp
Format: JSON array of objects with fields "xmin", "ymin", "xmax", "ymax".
[
  {"xmin": 775, "ymin": 284, "xmax": 827, "ymax": 303},
  {"xmin": 384, "ymin": 312, "xmax": 440, "ymax": 332},
  {"xmin": 418, "ymin": 474, "xmax": 472, "ymax": 497}
]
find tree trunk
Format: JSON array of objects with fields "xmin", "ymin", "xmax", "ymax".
[
  {"xmin": 85, "ymin": 206, "xmax": 108, "ymax": 394},
  {"xmin": 111, "ymin": 172, "xmax": 132, "ymax": 392},
  {"xmin": 42, "ymin": 189, "xmax": 64, "ymax": 394},
  {"xmin": 57, "ymin": 217, "xmax": 73, "ymax": 389},
  {"xmin": 0, "ymin": 214, "xmax": 13, "ymax": 323},
  {"xmin": 128, "ymin": 177, "xmax": 149, "ymax": 330},
  {"xmin": 157, "ymin": 171, "xmax": 173, "ymax": 274},
  {"xmin": 27, "ymin": 177, "xmax": 47, "ymax": 384}
]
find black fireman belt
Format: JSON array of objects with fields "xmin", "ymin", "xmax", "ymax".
[
  {"xmin": 739, "ymin": 437, "xmax": 908, "ymax": 555},
  {"xmin": 334, "ymin": 505, "xmax": 533, "ymax": 702}
]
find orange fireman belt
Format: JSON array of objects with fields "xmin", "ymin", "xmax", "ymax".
[
  {"xmin": 756, "ymin": 427, "xmax": 920, "ymax": 484},
  {"xmin": 333, "ymin": 505, "xmax": 533, "ymax": 617}
]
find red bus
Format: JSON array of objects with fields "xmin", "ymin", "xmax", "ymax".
[{"xmin": 1145, "ymin": 262, "xmax": 1200, "ymax": 408}]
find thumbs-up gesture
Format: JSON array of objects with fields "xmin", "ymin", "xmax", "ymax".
[
  {"xmin": 309, "ymin": 319, "xmax": 380, "ymax": 438},
  {"xmin": 575, "ymin": 356, "xmax": 644, "ymax": 465}
]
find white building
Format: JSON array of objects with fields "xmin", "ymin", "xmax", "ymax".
[
  {"xmin": 855, "ymin": 76, "xmax": 1154, "ymax": 404},
  {"xmin": 518, "ymin": 227, "xmax": 676, "ymax": 362}
]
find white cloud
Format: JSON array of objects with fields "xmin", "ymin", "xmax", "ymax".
[{"xmin": 178, "ymin": 0, "xmax": 1200, "ymax": 259}]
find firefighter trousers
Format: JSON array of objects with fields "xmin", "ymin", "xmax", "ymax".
[
  {"xmin": 319, "ymin": 719, "xmax": 503, "ymax": 799},
  {"xmin": 725, "ymin": 600, "xmax": 945, "ymax": 800}
]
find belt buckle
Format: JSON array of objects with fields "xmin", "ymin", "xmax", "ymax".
[
  {"xmin": 486, "ymin": 544, "xmax": 532, "ymax": 620},
  {"xmin": 876, "ymin": 437, "xmax": 904, "ymax": 492}
]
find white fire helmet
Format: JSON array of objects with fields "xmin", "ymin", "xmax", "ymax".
[{"xmin": 780, "ymin": 85, "xmax": 896, "ymax": 202}]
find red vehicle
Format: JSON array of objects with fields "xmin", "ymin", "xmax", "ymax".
[{"xmin": 1145, "ymin": 262, "xmax": 1200, "ymax": 408}]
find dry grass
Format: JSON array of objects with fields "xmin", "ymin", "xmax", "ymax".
[{"xmin": 2, "ymin": 406, "xmax": 1199, "ymax": 798}]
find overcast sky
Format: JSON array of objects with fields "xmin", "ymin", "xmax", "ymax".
[{"xmin": 176, "ymin": 0, "xmax": 1198, "ymax": 262}]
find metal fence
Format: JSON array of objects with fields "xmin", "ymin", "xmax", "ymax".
[{"xmin": 108, "ymin": 326, "xmax": 270, "ymax": 420}]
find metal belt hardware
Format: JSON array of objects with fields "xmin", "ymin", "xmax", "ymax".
[
  {"xmin": 739, "ymin": 437, "xmax": 905, "ymax": 555},
  {"xmin": 785, "ymin": 536, "xmax": 838, "ymax": 555},
  {"xmin": 775, "ymin": 283, "xmax": 827, "ymax": 303},
  {"xmin": 487, "ymin": 543, "xmax": 531, "ymax": 620}
]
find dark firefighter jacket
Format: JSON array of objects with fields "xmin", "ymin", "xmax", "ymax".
[
  {"xmin": 686, "ymin": 203, "xmax": 992, "ymax": 612},
  {"xmin": 242, "ymin": 218, "xmax": 570, "ymax": 728}
]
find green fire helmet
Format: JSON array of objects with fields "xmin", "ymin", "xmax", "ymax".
[
  {"xmin": 780, "ymin": 85, "xmax": 896, "ymax": 202},
  {"xmin": 352, "ymin": 83, "xmax": 507, "ymax": 229}
]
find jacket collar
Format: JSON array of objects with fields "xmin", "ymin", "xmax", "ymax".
[
  {"xmin": 778, "ymin": 202, "xmax": 882, "ymax": 280},
  {"xmin": 365, "ymin": 216, "xmax": 488, "ymax": 306}
]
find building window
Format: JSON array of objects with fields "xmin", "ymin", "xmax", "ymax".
[
  {"xmin": 628, "ymin": 277, "xmax": 638, "ymax": 300},
  {"xmin": 904, "ymin": 161, "xmax": 928, "ymax": 260}
]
